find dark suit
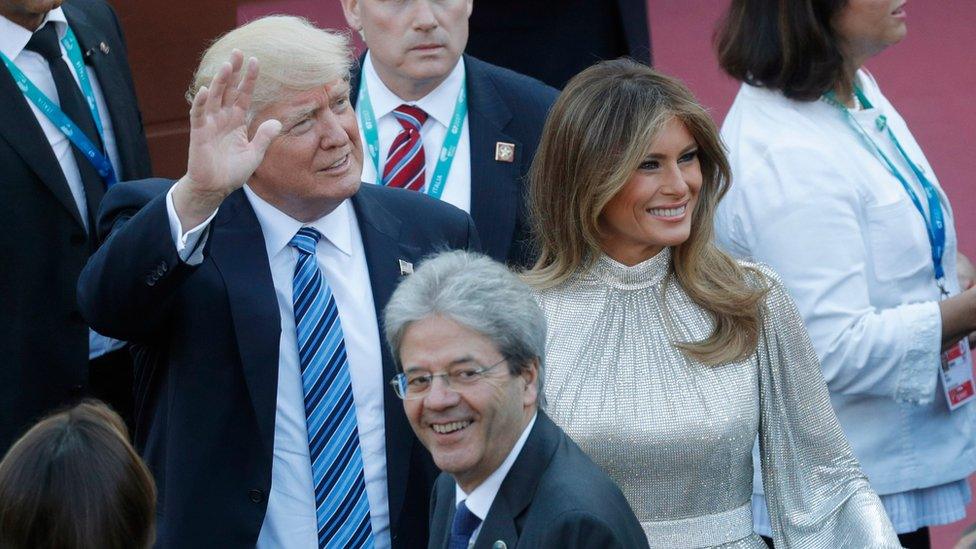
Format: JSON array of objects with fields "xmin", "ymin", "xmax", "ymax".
[
  {"xmin": 429, "ymin": 411, "xmax": 649, "ymax": 549},
  {"xmin": 0, "ymin": 0, "xmax": 151, "ymax": 451},
  {"xmin": 467, "ymin": 0, "xmax": 652, "ymax": 90},
  {"xmin": 352, "ymin": 54, "xmax": 557, "ymax": 267},
  {"xmin": 78, "ymin": 179, "xmax": 479, "ymax": 547}
]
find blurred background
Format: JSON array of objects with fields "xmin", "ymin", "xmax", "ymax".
[{"xmin": 113, "ymin": 2, "xmax": 975, "ymax": 545}]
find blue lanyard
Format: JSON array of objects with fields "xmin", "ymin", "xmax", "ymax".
[
  {"xmin": 356, "ymin": 74, "xmax": 467, "ymax": 200},
  {"xmin": 823, "ymin": 87, "xmax": 947, "ymax": 284},
  {"xmin": 0, "ymin": 26, "xmax": 117, "ymax": 187}
]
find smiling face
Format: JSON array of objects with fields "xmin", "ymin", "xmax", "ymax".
[
  {"xmin": 341, "ymin": 0, "xmax": 473, "ymax": 100},
  {"xmin": 597, "ymin": 117, "xmax": 703, "ymax": 266},
  {"xmin": 399, "ymin": 315, "xmax": 537, "ymax": 493},
  {"xmin": 247, "ymin": 79, "xmax": 363, "ymax": 221},
  {"xmin": 832, "ymin": 0, "xmax": 908, "ymax": 62}
]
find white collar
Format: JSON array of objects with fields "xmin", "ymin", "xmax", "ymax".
[
  {"xmin": 454, "ymin": 412, "xmax": 538, "ymax": 521},
  {"xmin": 243, "ymin": 185, "xmax": 354, "ymax": 258},
  {"xmin": 0, "ymin": 8, "xmax": 67, "ymax": 61},
  {"xmin": 362, "ymin": 51, "xmax": 466, "ymax": 128}
]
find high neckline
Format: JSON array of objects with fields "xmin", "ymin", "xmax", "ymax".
[{"xmin": 588, "ymin": 247, "xmax": 672, "ymax": 290}]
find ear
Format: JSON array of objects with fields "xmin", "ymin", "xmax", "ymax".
[
  {"xmin": 339, "ymin": 0, "xmax": 362, "ymax": 31},
  {"xmin": 520, "ymin": 358, "xmax": 539, "ymax": 408}
]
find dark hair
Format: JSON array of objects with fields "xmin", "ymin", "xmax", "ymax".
[
  {"xmin": 715, "ymin": 0, "xmax": 849, "ymax": 101},
  {"xmin": 0, "ymin": 400, "xmax": 156, "ymax": 549}
]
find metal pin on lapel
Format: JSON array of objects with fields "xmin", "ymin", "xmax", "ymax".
[
  {"xmin": 492, "ymin": 541, "xmax": 507, "ymax": 549},
  {"xmin": 398, "ymin": 259, "xmax": 413, "ymax": 276},
  {"xmin": 494, "ymin": 141, "xmax": 515, "ymax": 163},
  {"xmin": 99, "ymin": 42, "xmax": 110, "ymax": 54}
]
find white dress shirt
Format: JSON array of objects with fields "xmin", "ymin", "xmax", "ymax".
[
  {"xmin": 165, "ymin": 185, "xmax": 391, "ymax": 548},
  {"xmin": 715, "ymin": 70, "xmax": 975, "ymax": 531},
  {"xmin": 454, "ymin": 413, "xmax": 537, "ymax": 546},
  {"xmin": 358, "ymin": 52, "xmax": 472, "ymax": 213},
  {"xmin": 0, "ymin": 9, "xmax": 124, "ymax": 359}
]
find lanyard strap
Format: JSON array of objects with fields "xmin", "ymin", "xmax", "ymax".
[
  {"xmin": 356, "ymin": 75, "xmax": 467, "ymax": 200},
  {"xmin": 823, "ymin": 87, "xmax": 946, "ymax": 282},
  {"xmin": 0, "ymin": 26, "xmax": 117, "ymax": 186}
]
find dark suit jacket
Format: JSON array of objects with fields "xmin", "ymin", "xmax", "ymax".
[
  {"xmin": 0, "ymin": 0, "xmax": 151, "ymax": 451},
  {"xmin": 351, "ymin": 54, "xmax": 557, "ymax": 267},
  {"xmin": 466, "ymin": 0, "xmax": 652, "ymax": 90},
  {"xmin": 429, "ymin": 411, "xmax": 649, "ymax": 549},
  {"xmin": 77, "ymin": 179, "xmax": 480, "ymax": 548}
]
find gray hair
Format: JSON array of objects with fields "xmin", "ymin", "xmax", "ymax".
[
  {"xmin": 188, "ymin": 15, "xmax": 352, "ymax": 123},
  {"xmin": 384, "ymin": 251, "xmax": 547, "ymax": 404}
]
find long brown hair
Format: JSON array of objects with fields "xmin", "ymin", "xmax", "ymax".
[
  {"xmin": 715, "ymin": 0, "xmax": 850, "ymax": 101},
  {"xmin": 0, "ymin": 400, "xmax": 156, "ymax": 549},
  {"xmin": 526, "ymin": 59, "xmax": 766, "ymax": 365}
]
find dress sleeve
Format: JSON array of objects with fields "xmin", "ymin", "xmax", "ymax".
[
  {"xmin": 719, "ymin": 143, "xmax": 942, "ymax": 404},
  {"xmin": 754, "ymin": 268, "xmax": 900, "ymax": 548}
]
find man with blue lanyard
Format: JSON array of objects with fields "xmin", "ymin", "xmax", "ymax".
[
  {"xmin": 0, "ymin": 0, "xmax": 151, "ymax": 452},
  {"xmin": 340, "ymin": 0, "xmax": 558, "ymax": 266}
]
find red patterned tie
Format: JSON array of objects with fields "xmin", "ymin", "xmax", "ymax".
[{"xmin": 382, "ymin": 104, "xmax": 428, "ymax": 191}]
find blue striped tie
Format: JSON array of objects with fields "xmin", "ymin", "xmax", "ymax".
[{"xmin": 289, "ymin": 227, "xmax": 374, "ymax": 548}]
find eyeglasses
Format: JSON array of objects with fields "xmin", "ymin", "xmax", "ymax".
[{"xmin": 390, "ymin": 357, "xmax": 508, "ymax": 400}]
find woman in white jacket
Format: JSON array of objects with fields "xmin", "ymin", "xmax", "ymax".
[{"xmin": 714, "ymin": 1, "xmax": 976, "ymax": 547}]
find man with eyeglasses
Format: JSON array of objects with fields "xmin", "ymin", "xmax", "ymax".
[{"xmin": 383, "ymin": 250, "xmax": 647, "ymax": 549}]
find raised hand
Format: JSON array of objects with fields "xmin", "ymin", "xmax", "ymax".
[{"xmin": 172, "ymin": 49, "xmax": 282, "ymax": 229}]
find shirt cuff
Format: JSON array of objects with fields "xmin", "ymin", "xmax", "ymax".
[
  {"xmin": 893, "ymin": 301, "xmax": 943, "ymax": 404},
  {"xmin": 166, "ymin": 183, "xmax": 217, "ymax": 266}
]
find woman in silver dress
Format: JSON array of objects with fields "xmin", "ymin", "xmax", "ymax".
[{"xmin": 525, "ymin": 59, "xmax": 900, "ymax": 548}]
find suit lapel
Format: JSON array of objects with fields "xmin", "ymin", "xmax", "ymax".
[
  {"xmin": 350, "ymin": 186, "xmax": 422, "ymax": 533},
  {"xmin": 209, "ymin": 190, "xmax": 282, "ymax": 454},
  {"xmin": 63, "ymin": 4, "xmax": 142, "ymax": 180},
  {"xmin": 473, "ymin": 412, "xmax": 560, "ymax": 549},
  {"xmin": 464, "ymin": 55, "xmax": 521, "ymax": 262},
  {"xmin": 0, "ymin": 65, "xmax": 85, "ymax": 228}
]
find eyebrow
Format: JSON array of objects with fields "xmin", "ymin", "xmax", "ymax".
[
  {"xmin": 402, "ymin": 356, "xmax": 477, "ymax": 374},
  {"xmin": 281, "ymin": 106, "xmax": 317, "ymax": 127},
  {"xmin": 643, "ymin": 142, "xmax": 699, "ymax": 160}
]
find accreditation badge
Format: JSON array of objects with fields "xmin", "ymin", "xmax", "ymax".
[{"xmin": 941, "ymin": 339, "xmax": 975, "ymax": 410}]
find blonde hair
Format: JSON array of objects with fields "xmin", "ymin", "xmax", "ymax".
[
  {"xmin": 526, "ymin": 59, "xmax": 767, "ymax": 365},
  {"xmin": 188, "ymin": 15, "xmax": 352, "ymax": 121}
]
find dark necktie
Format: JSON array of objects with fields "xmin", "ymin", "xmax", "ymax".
[
  {"xmin": 25, "ymin": 23, "xmax": 106, "ymax": 231},
  {"xmin": 382, "ymin": 104, "xmax": 428, "ymax": 191},
  {"xmin": 449, "ymin": 500, "xmax": 482, "ymax": 549}
]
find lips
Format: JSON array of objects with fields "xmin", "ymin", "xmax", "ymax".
[{"xmin": 321, "ymin": 154, "xmax": 349, "ymax": 171}]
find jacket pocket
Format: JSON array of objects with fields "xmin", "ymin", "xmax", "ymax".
[{"xmin": 865, "ymin": 199, "xmax": 931, "ymax": 282}]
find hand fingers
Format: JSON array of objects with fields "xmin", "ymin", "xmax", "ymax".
[
  {"xmin": 236, "ymin": 57, "xmax": 260, "ymax": 115},
  {"xmin": 222, "ymin": 50, "xmax": 245, "ymax": 109},
  {"xmin": 250, "ymin": 118, "xmax": 282, "ymax": 157},
  {"xmin": 189, "ymin": 86, "xmax": 209, "ymax": 128},
  {"xmin": 206, "ymin": 61, "xmax": 232, "ymax": 117}
]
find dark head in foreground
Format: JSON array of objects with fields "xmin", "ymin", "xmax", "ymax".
[{"xmin": 0, "ymin": 400, "xmax": 156, "ymax": 549}]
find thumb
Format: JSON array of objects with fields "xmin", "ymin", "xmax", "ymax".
[{"xmin": 250, "ymin": 118, "xmax": 282, "ymax": 156}]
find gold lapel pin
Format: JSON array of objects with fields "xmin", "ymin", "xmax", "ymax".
[
  {"xmin": 494, "ymin": 141, "xmax": 515, "ymax": 163},
  {"xmin": 398, "ymin": 259, "xmax": 414, "ymax": 276}
]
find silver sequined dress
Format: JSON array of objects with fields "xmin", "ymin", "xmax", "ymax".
[{"xmin": 534, "ymin": 248, "xmax": 899, "ymax": 548}]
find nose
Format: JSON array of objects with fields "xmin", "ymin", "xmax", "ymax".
[
  {"xmin": 317, "ymin": 110, "xmax": 348, "ymax": 150},
  {"xmin": 411, "ymin": 0, "xmax": 438, "ymax": 32},
  {"xmin": 422, "ymin": 376, "xmax": 460, "ymax": 411},
  {"xmin": 660, "ymin": 163, "xmax": 690, "ymax": 196}
]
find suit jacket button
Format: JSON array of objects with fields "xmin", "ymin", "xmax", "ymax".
[
  {"xmin": 145, "ymin": 275, "xmax": 157, "ymax": 287},
  {"xmin": 248, "ymin": 489, "xmax": 264, "ymax": 503}
]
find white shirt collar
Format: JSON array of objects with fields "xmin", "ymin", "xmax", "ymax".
[
  {"xmin": 362, "ymin": 51, "xmax": 466, "ymax": 128},
  {"xmin": 454, "ymin": 412, "xmax": 538, "ymax": 520},
  {"xmin": 243, "ymin": 185, "xmax": 354, "ymax": 258},
  {"xmin": 0, "ymin": 8, "xmax": 68, "ymax": 61}
]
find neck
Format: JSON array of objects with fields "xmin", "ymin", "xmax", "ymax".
[
  {"xmin": 833, "ymin": 47, "xmax": 871, "ymax": 107},
  {"xmin": 1, "ymin": 9, "xmax": 47, "ymax": 31},
  {"xmin": 371, "ymin": 60, "xmax": 454, "ymax": 102}
]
